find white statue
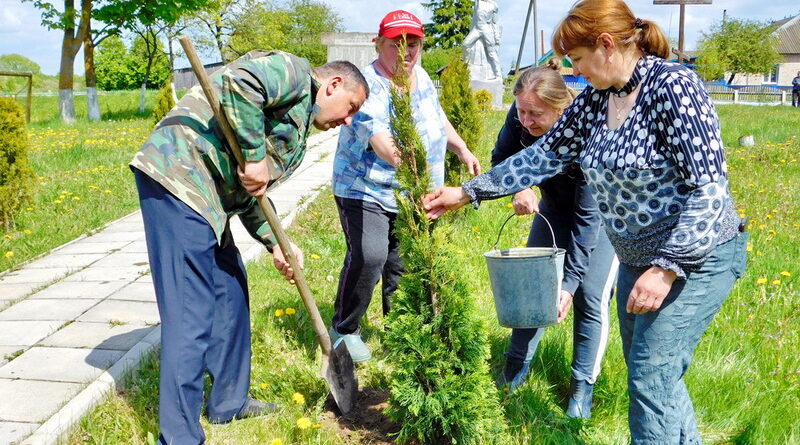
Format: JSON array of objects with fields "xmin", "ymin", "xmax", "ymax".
[{"xmin": 463, "ymin": 0, "xmax": 502, "ymax": 80}]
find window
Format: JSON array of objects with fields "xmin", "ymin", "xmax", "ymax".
[{"xmin": 763, "ymin": 65, "xmax": 779, "ymax": 84}]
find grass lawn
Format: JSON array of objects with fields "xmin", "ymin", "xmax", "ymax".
[
  {"xmin": 0, "ymin": 92, "xmax": 157, "ymax": 273},
  {"xmin": 65, "ymin": 103, "xmax": 800, "ymax": 444}
]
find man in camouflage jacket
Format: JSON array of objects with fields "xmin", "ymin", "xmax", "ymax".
[{"xmin": 130, "ymin": 50, "xmax": 367, "ymax": 445}]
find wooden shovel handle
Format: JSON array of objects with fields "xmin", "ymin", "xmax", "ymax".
[{"xmin": 178, "ymin": 36, "xmax": 332, "ymax": 355}]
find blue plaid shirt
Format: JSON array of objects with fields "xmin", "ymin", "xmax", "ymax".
[{"xmin": 332, "ymin": 63, "xmax": 447, "ymax": 213}]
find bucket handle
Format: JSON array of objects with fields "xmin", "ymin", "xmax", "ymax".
[{"xmin": 492, "ymin": 212, "xmax": 558, "ymax": 256}]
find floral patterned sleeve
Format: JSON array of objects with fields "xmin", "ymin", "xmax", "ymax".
[
  {"xmin": 651, "ymin": 71, "xmax": 735, "ymax": 277},
  {"xmin": 462, "ymin": 88, "xmax": 588, "ymax": 205}
]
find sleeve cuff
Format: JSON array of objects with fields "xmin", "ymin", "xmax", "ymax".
[
  {"xmin": 561, "ymin": 275, "xmax": 580, "ymax": 296},
  {"xmin": 242, "ymin": 143, "xmax": 267, "ymax": 162},
  {"xmin": 651, "ymin": 257, "xmax": 686, "ymax": 280},
  {"xmin": 462, "ymin": 182, "xmax": 481, "ymax": 209}
]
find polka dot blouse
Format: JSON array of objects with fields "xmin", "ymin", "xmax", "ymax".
[{"xmin": 463, "ymin": 55, "xmax": 741, "ymax": 278}]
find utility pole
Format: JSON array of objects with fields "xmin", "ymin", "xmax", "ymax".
[
  {"xmin": 653, "ymin": 0, "xmax": 712, "ymax": 63},
  {"xmin": 532, "ymin": 0, "xmax": 538, "ymax": 63},
  {"xmin": 514, "ymin": 0, "xmax": 534, "ymax": 73}
]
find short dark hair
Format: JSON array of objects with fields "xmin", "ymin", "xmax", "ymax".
[{"xmin": 314, "ymin": 61, "xmax": 369, "ymax": 99}]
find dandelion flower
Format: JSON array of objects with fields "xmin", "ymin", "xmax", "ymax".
[
  {"xmin": 772, "ymin": 280, "xmax": 781, "ymax": 285},
  {"xmin": 312, "ymin": 423, "xmax": 322, "ymax": 429},
  {"xmin": 292, "ymin": 392, "xmax": 305, "ymax": 404},
  {"xmin": 506, "ymin": 202, "xmax": 513, "ymax": 208},
  {"xmin": 104, "ymin": 190, "xmax": 112, "ymax": 194},
  {"xmin": 23, "ymin": 230, "xmax": 32, "ymax": 235},
  {"xmin": 274, "ymin": 309, "xmax": 284, "ymax": 317},
  {"xmin": 4, "ymin": 251, "xmax": 13, "ymax": 258},
  {"xmin": 270, "ymin": 439, "xmax": 283, "ymax": 445},
  {"xmin": 756, "ymin": 277, "xmax": 768, "ymax": 285},
  {"xmin": 780, "ymin": 271, "xmax": 791, "ymax": 277},
  {"xmin": 285, "ymin": 307, "xmax": 296, "ymax": 315},
  {"xmin": 296, "ymin": 417, "xmax": 312, "ymax": 429},
  {"xmin": 259, "ymin": 382, "xmax": 268, "ymax": 389},
  {"xmin": 72, "ymin": 196, "xmax": 80, "ymax": 201},
  {"xmin": 26, "ymin": 207, "xmax": 33, "ymax": 211},
  {"xmin": 310, "ymin": 254, "xmax": 321, "ymax": 260}
]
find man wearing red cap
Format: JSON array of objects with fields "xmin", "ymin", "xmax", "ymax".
[{"xmin": 330, "ymin": 10, "xmax": 482, "ymax": 362}]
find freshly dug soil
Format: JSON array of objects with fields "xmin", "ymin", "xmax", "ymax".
[{"xmin": 322, "ymin": 387, "xmax": 413, "ymax": 444}]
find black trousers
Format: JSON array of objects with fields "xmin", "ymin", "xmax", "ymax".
[
  {"xmin": 332, "ymin": 196, "xmax": 404, "ymax": 334},
  {"xmin": 793, "ymin": 90, "xmax": 800, "ymax": 107}
]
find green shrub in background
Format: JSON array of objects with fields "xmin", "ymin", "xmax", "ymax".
[
  {"xmin": 473, "ymin": 89, "xmax": 492, "ymax": 114},
  {"xmin": 153, "ymin": 80, "xmax": 176, "ymax": 125},
  {"xmin": 384, "ymin": 37, "xmax": 508, "ymax": 445},
  {"xmin": 0, "ymin": 98, "xmax": 35, "ymax": 231},
  {"xmin": 439, "ymin": 56, "xmax": 482, "ymax": 185},
  {"xmin": 420, "ymin": 46, "xmax": 462, "ymax": 80}
]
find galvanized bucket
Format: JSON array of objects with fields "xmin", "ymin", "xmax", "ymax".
[{"xmin": 484, "ymin": 214, "xmax": 566, "ymax": 328}]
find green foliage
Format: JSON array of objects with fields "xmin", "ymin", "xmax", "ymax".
[
  {"xmin": 0, "ymin": 54, "xmax": 41, "ymax": 94},
  {"xmin": 153, "ymin": 80, "xmax": 175, "ymax": 124},
  {"xmin": 385, "ymin": 38, "xmax": 507, "ymax": 444},
  {"xmin": 422, "ymin": 0, "xmax": 474, "ymax": 49},
  {"xmin": 206, "ymin": 0, "xmax": 341, "ymax": 66},
  {"xmin": 95, "ymin": 35, "xmax": 169, "ymax": 90},
  {"xmin": 440, "ymin": 57, "xmax": 482, "ymax": 184},
  {"xmin": 696, "ymin": 18, "xmax": 782, "ymax": 83},
  {"xmin": 0, "ymin": 98, "xmax": 35, "ymax": 231},
  {"xmin": 473, "ymin": 89, "xmax": 492, "ymax": 113},
  {"xmin": 420, "ymin": 46, "xmax": 461, "ymax": 80}
]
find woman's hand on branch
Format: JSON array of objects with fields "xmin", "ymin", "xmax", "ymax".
[{"xmin": 422, "ymin": 186, "xmax": 471, "ymax": 219}]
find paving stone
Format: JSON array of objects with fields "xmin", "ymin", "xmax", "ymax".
[
  {"xmin": 90, "ymin": 253, "xmax": 150, "ymax": 268},
  {"xmin": 78, "ymin": 231, "xmax": 144, "ymax": 244},
  {"xmin": 0, "ymin": 346, "xmax": 26, "ymax": 366},
  {"xmin": 0, "ymin": 347, "xmax": 124, "ymax": 383},
  {"xmin": 39, "ymin": 322, "xmax": 153, "ymax": 350},
  {"xmin": 77, "ymin": 300, "xmax": 160, "ymax": 325},
  {"xmin": 117, "ymin": 212, "xmax": 143, "ymax": 224},
  {"xmin": 0, "ymin": 379, "xmax": 83, "ymax": 423},
  {"xmin": 27, "ymin": 281, "xmax": 128, "ymax": 300},
  {"xmin": 107, "ymin": 282, "xmax": 155, "ymax": 302},
  {"xmin": 0, "ymin": 283, "xmax": 36, "ymax": 302},
  {"xmin": 117, "ymin": 240, "xmax": 149, "ymax": 253},
  {"xmin": 99, "ymin": 222, "xmax": 144, "ymax": 233},
  {"xmin": 53, "ymin": 241, "xmax": 130, "ymax": 255},
  {"xmin": 134, "ymin": 274, "xmax": 153, "ymax": 284},
  {"xmin": 0, "ymin": 321, "xmax": 63, "ymax": 347},
  {"xmin": 0, "ymin": 268, "xmax": 72, "ymax": 285},
  {"xmin": 0, "ymin": 299, "xmax": 101, "ymax": 321},
  {"xmin": 0, "ymin": 421, "xmax": 39, "ymax": 444},
  {"xmin": 63, "ymin": 266, "xmax": 147, "ymax": 282},
  {"xmin": 24, "ymin": 254, "xmax": 105, "ymax": 269}
]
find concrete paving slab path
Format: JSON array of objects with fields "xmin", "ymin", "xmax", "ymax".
[{"xmin": 0, "ymin": 129, "xmax": 340, "ymax": 444}]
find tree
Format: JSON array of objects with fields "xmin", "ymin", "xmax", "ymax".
[
  {"xmin": 420, "ymin": 46, "xmax": 461, "ymax": 80},
  {"xmin": 696, "ymin": 18, "xmax": 782, "ymax": 84},
  {"xmin": 422, "ymin": 0, "xmax": 474, "ymax": 49},
  {"xmin": 384, "ymin": 38, "xmax": 508, "ymax": 445},
  {"xmin": 439, "ymin": 56, "xmax": 481, "ymax": 184},
  {"xmin": 227, "ymin": 3, "xmax": 289, "ymax": 58},
  {"xmin": 282, "ymin": 0, "xmax": 342, "ymax": 66},
  {"xmin": 0, "ymin": 55, "xmax": 42, "ymax": 94},
  {"xmin": 129, "ymin": 24, "xmax": 171, "ymax": 113},
  {"xmin": 94, "ymin": 35, "xmax": 131, "ymax": 90}
]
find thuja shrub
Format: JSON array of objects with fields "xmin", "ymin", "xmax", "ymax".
[
  {"xmin": 473, "ymin": 89, "xmax": 492, "ymax": 114},
  {"xmin": 0, "ymin": 98, "xmax": 34, "ymax": 231},
  {"xmin": 439, "ymin": 56, "xmax": 481, "ymax": 185},
  {"xmin": 153, "ymin": 79, "xmax": 175, "ymax": 125},
  {"xmin": 384, "ymin": 37, "xmax": 508, "ymax": 445}
]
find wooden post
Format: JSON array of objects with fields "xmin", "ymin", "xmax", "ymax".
[
  {"xmin": 514, "ymin": 0, "xmax": 535, "ymax": 73},
  {"xmin": 653, "ymin": 0, "xmax": 712, "ymax": 63},
  {"xmin": 0, "ymin": 71, "xmax": 34, "ymax": 123}
]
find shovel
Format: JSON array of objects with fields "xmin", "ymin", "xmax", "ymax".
[{"xmin": 178, "ymin": 36, "xmax": 358, "ymax": 414}]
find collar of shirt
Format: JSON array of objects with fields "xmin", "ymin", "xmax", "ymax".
[
  {"xmin": 309, "ymin": 75, "xmax": 321, "ymax": 122},
  {"xmin": 608, "ymin": 55, "xmax": 655, "ymax": 97}
]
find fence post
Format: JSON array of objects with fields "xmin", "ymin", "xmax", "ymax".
[
  {"xmin": 781, "ymin": 91, "xmax": 787, "ymax": 106},
  {"xmin": 733, "ymin": 90, "xmax": 739, "ymax": 104}
]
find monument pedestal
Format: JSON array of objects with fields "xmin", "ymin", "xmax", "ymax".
[{"xmin": 470, "ymin": 78, "xmax": 504, "ymax": 109}]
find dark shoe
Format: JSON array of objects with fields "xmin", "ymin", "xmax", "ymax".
[
  {"xmin": 566, "ymin": 378, "xmax": 593, "ymax": 419},
  {"xmin": 502, "ymin": 357, "xmax": 531, "ymax": 392},
  {"xmin": 208, "ymin": 398, "xmax": 276, "ymax": 424}
]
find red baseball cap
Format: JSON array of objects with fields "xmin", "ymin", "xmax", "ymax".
[{"xmin": 377, "ymin": 10, "xmax": 425, "ymax": 39}]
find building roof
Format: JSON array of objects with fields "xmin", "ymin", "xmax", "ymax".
[{"xmin": 773, "ymin": 14, "xmax": 800, "ymax": 54}]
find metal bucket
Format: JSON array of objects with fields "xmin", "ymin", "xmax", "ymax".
[{"xmin": 484, "ymin": 214, "xmax": 566, "ymax": 328}]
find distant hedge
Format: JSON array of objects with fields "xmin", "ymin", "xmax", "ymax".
[{"xmin": 0, "ymin": 97, "xmax": 35, "ymax": 230}]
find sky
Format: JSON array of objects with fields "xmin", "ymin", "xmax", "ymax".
[{"xmin": 1, "ymin": 0, "xmax": 799, "ymax": 76}]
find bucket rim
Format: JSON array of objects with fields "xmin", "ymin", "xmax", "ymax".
[{"xmin": 483, "ymin": 247, "xmax": 567, "ymax": 258}]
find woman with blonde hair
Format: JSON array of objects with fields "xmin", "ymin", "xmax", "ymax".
[
  {"xmin": 424, "ymin": 0, "xmax": 747, "ymax": 441},
  {"xmin": 493, "ymin": 62, "xmax": 618, "ymax": 420}
]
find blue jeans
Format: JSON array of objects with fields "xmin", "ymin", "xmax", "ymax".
[
  {"xmin": 135, "ymin": 169, "xmax": 251, "ymax": 445},
  {"xmin": 506, "ymin": 217, "xmax": 618, "ymax": 385},
  {"xmin": 616, "ymin": 233, "xmax": 747, "ymax": 444}
]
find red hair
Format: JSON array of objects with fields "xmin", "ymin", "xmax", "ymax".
[{"xmin": 553, "ymin": 0, "xmax": 669, "ymax": 59}]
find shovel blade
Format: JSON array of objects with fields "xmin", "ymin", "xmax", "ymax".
[{"xmin": 322, "ymin": 341, "xmax": 358, "ymax": 414}]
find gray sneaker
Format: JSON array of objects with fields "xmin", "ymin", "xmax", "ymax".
[{"xmin": 329, "ymin": 327, "xmax": 371, "ymax": 363}]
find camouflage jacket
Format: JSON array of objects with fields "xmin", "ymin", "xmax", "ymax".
[{"xmin": 131, "ymin": 50, "xmax": 319, "ymax": 251}]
